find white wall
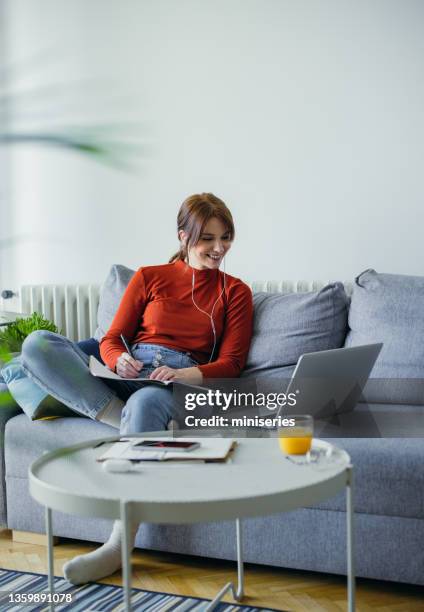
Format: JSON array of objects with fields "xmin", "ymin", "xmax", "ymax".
[
  {"xmin": 2, "ymin": 0, "xmax": 424, "ymax": 290},
  {"xmin": 0, "ymin": 0, "xmax": 14, "ymax": 291}
]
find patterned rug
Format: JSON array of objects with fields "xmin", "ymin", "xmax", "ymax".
[{"xmin": 0, "ymin": 569, "xmax": 283, "ymax": 611}]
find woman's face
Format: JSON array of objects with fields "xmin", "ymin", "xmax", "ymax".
[{"xmin": 181, "ymin": 217, "xmax": 232, "ymax": 270}]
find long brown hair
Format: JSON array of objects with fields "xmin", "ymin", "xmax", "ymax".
[{"xmin": 169, "ymin": 193, "xmax": 235, "ymax": 263}]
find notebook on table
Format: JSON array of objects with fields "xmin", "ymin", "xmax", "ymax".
[{"xmin": 97, "ymin": 437, "xmax": 236, "ymax": 462}]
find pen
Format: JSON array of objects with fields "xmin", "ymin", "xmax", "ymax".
[
  {"xmin": 94, "ymin": 438, "xmax": 130, "ymax": 448},
  {"xmin": 120, "ymin": 334, "xmax": 134, "ymax": 358}
]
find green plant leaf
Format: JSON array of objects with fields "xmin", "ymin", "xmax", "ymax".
[{"xmin": 0, "ymin": 312, "xmax": 60, "ymax": 356}]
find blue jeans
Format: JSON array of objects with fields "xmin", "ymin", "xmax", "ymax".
[{"xmin": 20, "ymin": 331, "xmax": 198, "ymax": 434}]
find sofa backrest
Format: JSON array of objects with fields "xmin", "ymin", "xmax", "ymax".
[
  {"xmin": 18, "ymin": 278, "xmax": 353, "ymax": 341},
  {"xmin": 249, "ymin": 280, "xmax": 353, "ymax": 296}
]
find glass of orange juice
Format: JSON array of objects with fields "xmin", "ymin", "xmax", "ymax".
[{"xmin": 278, "ymin": 415, "xmax": 313, "ymax": 459}]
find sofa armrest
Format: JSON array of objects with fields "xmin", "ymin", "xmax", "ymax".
[{"xmin": 0, "ymin": 392, "xmax": 22, "ymax": 527}]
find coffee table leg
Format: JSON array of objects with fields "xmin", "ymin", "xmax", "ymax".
[
  {"xmin": 120, "ymin": 501, "xmax": 132, "ymax": 612},
  {"xmin": 235, "ymin": 518, "xmax": 244, "ymax": 600},
  {"xmin": 346, "ymin": 465, "xmax": 355, "ymax": 612},
  {"xmin": 45, "ymin": 507, "xmax": 55, "ymax": 612},
  {"xmin": 205, "ymin": 518, "xmax": 244, "ymax": 611}
]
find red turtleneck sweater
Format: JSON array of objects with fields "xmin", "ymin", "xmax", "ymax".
[{"xmin": 99, "ymin": 259, "xmax": 253, "ymax": 378}]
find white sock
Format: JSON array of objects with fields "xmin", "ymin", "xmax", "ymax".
[
  {"xmin": 63, "ymin": 520, "xmax": 138, "ymax": 585},
  {"xmin": 96, "ymin": 396, "xmax": 125, "ymax": 429}
]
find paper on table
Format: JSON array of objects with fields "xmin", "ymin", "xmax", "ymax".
[{"xmin": 97, "ymin": 437, "xmax": 236, "ymax": 462}]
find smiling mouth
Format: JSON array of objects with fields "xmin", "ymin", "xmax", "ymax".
[{"xmin": 207, "ymin": 254, "xmax": 221, "ymax": 260}]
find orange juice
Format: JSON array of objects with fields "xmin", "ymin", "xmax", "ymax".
[
  {"xmin": 278, "ymin": 426, "xmax": 313, "ymax": 455},
  {"xmin": 279, "ymin": 435, "xmax": 312, "ymax": 455}
]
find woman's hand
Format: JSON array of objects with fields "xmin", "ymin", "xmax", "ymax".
[
  {"xmin": 149, "ymin": 366, "xmax": 203, "ymax": 385},
  {"xmin": 116, "ymin": 352, "xmax": 143, "ymax": 378},
  {"xmin": 148, "ymin": 365, "xmax": 178, "ymax": 382}
]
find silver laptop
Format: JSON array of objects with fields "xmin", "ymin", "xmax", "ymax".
[{"xmin": 276, "ymin": 343, "xmax": 383, "ymax": 419}]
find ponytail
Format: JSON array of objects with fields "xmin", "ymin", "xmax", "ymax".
[{"xmin": 168, "ymin": 245, "xmax": 187, "ymax": 264}]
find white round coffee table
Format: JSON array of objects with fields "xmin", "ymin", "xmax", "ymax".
[{"xmin": 29, "ymin": 436, "xmax": 355, "ymax": 612}]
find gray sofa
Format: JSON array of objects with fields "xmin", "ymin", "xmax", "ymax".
[{"xmin": 1, "ymin": 267, "xmax": 423, "ymax": 586}]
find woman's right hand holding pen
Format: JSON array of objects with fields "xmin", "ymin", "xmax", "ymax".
[{"xmin": 116, "ymin": 353, "xmax": 143, "ymax": 378}]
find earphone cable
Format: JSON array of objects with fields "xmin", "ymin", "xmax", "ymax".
[{"xmin": 190, "ymin": 257, "xmax": 226, "ymax": 363}]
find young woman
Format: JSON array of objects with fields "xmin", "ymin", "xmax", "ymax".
[{"xmin": 21, "ymin": 192, "xmax": 253, "ymax": 584}]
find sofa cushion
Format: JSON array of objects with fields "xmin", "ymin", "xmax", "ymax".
[
  {"xmin": 5, "ymin": 414, "xmax": 114, "ymax": 481},
  {"xmin": 94, "ymin": 264, "xmax": 135, "ymax": 341},
  {"xmin": 345, "ymin": 269, "xmax": 424, "ymax": 404},
  {"xmin": 313, "ymin": 435, "xmax": 424, "ymax": 520},
  {"xmin": 242, "ymin": 283, "xmax": 349, "ymax": 377}
]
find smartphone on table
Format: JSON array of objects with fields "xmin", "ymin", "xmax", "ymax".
[{"xmin": 133, "ymin": 440, "xmax": 200, "ymax": 452}]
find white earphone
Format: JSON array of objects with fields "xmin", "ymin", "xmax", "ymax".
[{"xmin": 185, "ymin": 242, "xmax": 227, "ymax": 363}]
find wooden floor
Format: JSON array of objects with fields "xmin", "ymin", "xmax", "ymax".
[{"xmin": 0, "ymin": 530, "xmax": 423, "ymax": 611}]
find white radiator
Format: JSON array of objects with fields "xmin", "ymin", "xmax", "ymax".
[
  {"xmin": 19, "ymin": 285, "xmax": 101, "ymax": 341},
  {"xmin": 1, "ymin": 279, "xmax": 353, "ymax": 342}
]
